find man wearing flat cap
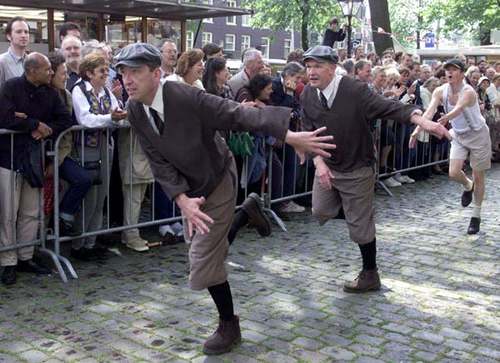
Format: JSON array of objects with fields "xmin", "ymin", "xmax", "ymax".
[
  {"xmin": 410, "ymin": 59, "xmax": 491, "ymax": 235},
  {"xmin": 301, "ymin": 45, "xmax": 450, "ymax": 292},
  {"xmin": 114, "ymin": 42, "xmax": 335, "ymax": 355}
]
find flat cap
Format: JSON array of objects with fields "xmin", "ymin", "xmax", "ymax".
[
  {"xmin": 443, "ymin": 59, "xmax": 465, "ymax": 72},
  {"xmin": 478, "ymin": 76, "xmax": 490, "ymax": 86},
  {"xmin": 303, "ymin": 45, "xmax": 338, "ymax": 64},
  {"xmin": 114, "ymin": 42, "xmax": 162, "ymax": 69}
]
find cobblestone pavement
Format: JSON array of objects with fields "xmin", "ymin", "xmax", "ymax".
[{"xmin": 0, "ymin": 165, "xmax": 499, "ymax": 363}]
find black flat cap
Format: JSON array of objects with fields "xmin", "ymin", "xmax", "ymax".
[
  {"xmin": 443, "ymin": 59, "xmax": 465, "ymax": 72},
  {"xmin": 303, "ymin": 45, "xmax": 338, "ymax": 64},
  {"xmin": 114, "ymin": 43, "xmax": 162, "ymax": 69}
]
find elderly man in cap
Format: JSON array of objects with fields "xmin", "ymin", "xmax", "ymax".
[
  {"xmin": 301, "ymin": 45, "xmax": 450, "ymax": 292},
  {"xmin": 114, "ymin": 43, "xmax": 335, "ymax": 355},
  {"xmin": 411, "ymin": 59, "xmax": 491, "ymax": 235}
]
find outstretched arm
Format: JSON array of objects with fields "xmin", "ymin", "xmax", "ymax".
[
  {"xmin": 284, "ymin": 127, "xmax": 335, "ymax": 164},
  {"xmin": 410, "ymin": 87, "xmax": 450, "ymax": 148}
]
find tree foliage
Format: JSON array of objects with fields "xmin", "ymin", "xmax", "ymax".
[
  {"xmin": 422, "ymin": 0, "xmax": 500, "ymax": 45},
  {"xmin": 387, "ymin": 0, "xmax": 500, "ymax": 49},
  {"xmin": 242, "ymin": 0, "xmax": 342, "ymax": 50},
  {"xmin": 385, "ymin": 0, "xmax": 433, "ymax": 49}
]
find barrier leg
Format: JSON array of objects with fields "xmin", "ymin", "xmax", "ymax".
[
  {"xmin": 38, "ymin": 247, "xmax": 68, "ymax": 283},
  {"xmin": 376, "ymin": 180, "xmax": 393, "ymax": 197},
  {"xmin": 57, "ymin": 254, "xmax": 78, "ymax": 280},
  {"xmin": 264, "ymin": 207, "xmax": 287, "ymax": 232},
  {"xmin": 264, "ymin": 146, "xmax": 287, "ymax": 232}
]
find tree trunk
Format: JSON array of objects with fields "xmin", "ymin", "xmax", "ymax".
[
  {"xmin": 369, "ymin": 0, "xmax": 393, "ymax": 56},
  {"xmin": 301, "ymin": 0, "xmax": 309, "ymax": 50},
  {"xmin": 479, "ymin": 25, "xmax": 491, "ymax": 46}
]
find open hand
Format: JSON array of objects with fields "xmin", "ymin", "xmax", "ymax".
[
  {"xmin": 175, "ymin": 193, "xmax": 214, "ymax": 238},
  {"xmin": 285, "ymin": 126, "xmax": 336, "ymax": 164}
]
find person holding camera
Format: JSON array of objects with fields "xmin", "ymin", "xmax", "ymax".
[{"xmin": 322, "ymin": 18, "xmax": 346, "ymax": 48}]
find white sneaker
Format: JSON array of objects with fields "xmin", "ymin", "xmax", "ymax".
[
  {"xmin": 393, "ymin": 173, "xmax": 405, "ymax": 184},
  {"xmin": 125, "ymin": 238, "xmax": 150, "ymax": 252},
  {"xmin": 279, "ymin": 201, "xmax": 305, "ymax": 213},
  {"xmin": 400, "ymin": 175, "xmax": 415, "ymax": 184},
  {"xmin": 383, "ymin": 176, "xmax": 402, "ymax": 187},
  {"xmin": 159, "ymin": 224, "xmax": 175, "ymax": 237},
  {"xmin": 171, "ymin": 222, "xmax": 184, "ymax": 236}
]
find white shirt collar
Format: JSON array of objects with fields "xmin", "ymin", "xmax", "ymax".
[
  {"xmin": 143, "ymin": 82, "xmax": 164, "ymax": 122},
  {"xmin": 316, "ymin": 74, "xmax": 342, "ymax": 108},
  {"xmin": 84, "ymin": 80, "xmax": 107, "ymax": 98}
]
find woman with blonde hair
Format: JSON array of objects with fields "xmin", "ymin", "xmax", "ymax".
[
  {"xmin": 71, "ymin": 52, "xmax": 127, "ymax": 260},
  {"xmin": 166, "ymin": 48, "xmax": 205, "ymax": 90}
]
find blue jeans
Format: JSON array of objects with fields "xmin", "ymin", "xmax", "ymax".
[
  {"xmin": 59, "ymin": 158, "xmax": 92, "ymax": 218},
  {"xmin": 279, "ymin": 144, "xmax": 298, "ymax": 197},
  {"xmin": 154, "ymin": 182, "xmax": 178, "ymax": 220}
]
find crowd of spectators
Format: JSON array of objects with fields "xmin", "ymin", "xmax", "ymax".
[{"xmin": 0, "ymin": 15, "xmax": 499, "ymax": 286}]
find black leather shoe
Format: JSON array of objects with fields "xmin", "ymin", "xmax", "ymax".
[
  {"xmin": 242, "ymin": 193, "xmax": 272, "ymax": 237},
  {"xmin": 461, "ymin": 183, "xmax": 474, "ymax": 207},
  {"xmin": 60, "ymin": 218, "xmax": 81, "ymax": 237},
  {"xmin": 17, "ymin": 260, "xmax": 51, "ymax": 275},
  {"xmin": 1, "ymin": 266, "xmax": 16, "ymax": 285},
  {"xmin": 161, "ymin": 232, "xmax": 184, "ymax": 245},
  {"xmin": 467, "ymin": 217, "xmax": 481, "ymax": 234}
]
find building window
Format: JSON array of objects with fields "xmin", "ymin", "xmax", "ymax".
[
  {"xmin": 261, "ymin": 37, "xmax": 270, "ymax": 59},
  {"xmin": 224, "ymin": 34, "xmax": 236, "ymax": 51},
  {"xmin": 202, "ymin": 32, "xmax": 213, "ymax": 46},
  {"xmin": 284, "ymin": 39, "xmax": 291, "ymax": 59},
  {"xmin": 241, "ymin": 14, "xmax": 251, "ymax": 27},
  {"xmin": 186, "ymin": 31, "xmax": 194, "ymax": 50},
  {"xmin": 241, "ymin": 35, "xmax": 251, "ymax": 51},
  {"xmin": 226, "ymin": 0, "xmax": 237, "ymax": 25}
]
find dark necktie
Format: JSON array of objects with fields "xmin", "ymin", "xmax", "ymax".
[
  {"xmin": 149, "ymin": 107, "xmax": 164, "ymax": 134},
  {"xmin": 320, "ymin": 92, "xmax": 329, "ymax": 110}
]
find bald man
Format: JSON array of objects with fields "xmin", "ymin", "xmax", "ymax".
[{"xmin": 0, "ymin": 52, "xmax": 73, "ymax": 285}]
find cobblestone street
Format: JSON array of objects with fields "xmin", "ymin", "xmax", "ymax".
[{"xmin": 0, "ymin": 165, "xmax": 499, "ymax": 363}]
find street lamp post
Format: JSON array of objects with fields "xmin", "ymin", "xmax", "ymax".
[{"xmin": 337, "ymin": 0, "xmax": 363, "ymax": 58}]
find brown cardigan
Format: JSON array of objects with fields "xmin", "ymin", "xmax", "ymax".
[
  {"xmin": 301, "ymin": 76, "xmax": 418, "ymax": 173},
  {"xmin": 127, "ymin": 80, "xmax": 291, "ymax": 199}
]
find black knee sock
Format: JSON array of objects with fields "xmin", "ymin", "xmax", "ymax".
[
  {"xmin": 207, "ymin": 281, "xmax": 235, "ymax": 321},
  {"xmin": 227, "ymin": 210, "xmax": 249, "ymax": 245},
  {"xmin": 358, "ymin": 239, "xmax": 377, "ymax": 270}
]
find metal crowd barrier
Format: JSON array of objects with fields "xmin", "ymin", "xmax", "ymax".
[
  {"xmin": 373, "ymin": 120, "xmax": 450, "ymax": 196},
  {"xmin": 0, "ymin": 129, "xmax": 64, "ymax": 278},
  {"xmin": 1, "ymin": 121, "xmax": 451, "ymax": 283},
  {"xmin": 254, "ymin": 120, "xmax": 450, "ymax": 226},
  {"xmin": 49, "ymin": 125, "xmax": 254, "ymax": 282}
]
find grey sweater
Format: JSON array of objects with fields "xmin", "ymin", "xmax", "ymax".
[{"xmin": 301, "ymin": 76, "xmax": 418, "ymax": 173}]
